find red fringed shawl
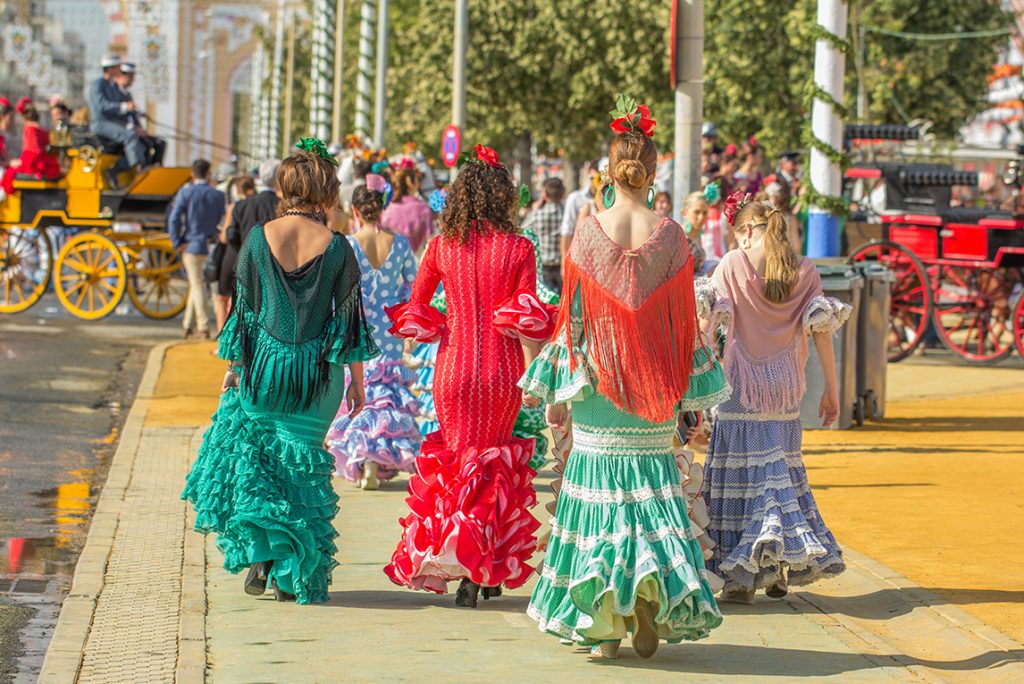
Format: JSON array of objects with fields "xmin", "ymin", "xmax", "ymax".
[{"xmin": 556, "ymin": 216, "xmax": 697, "ymax": 423}]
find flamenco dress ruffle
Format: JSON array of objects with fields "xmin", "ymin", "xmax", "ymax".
[
  {"xmin": 182, "ymin": 307, "xmax": 373, "ymax": 605},
  {"xmin": 520, "ymin": 342, "xmax": 722, "ymax": 644},
  {"xmin": 327, "ymin": 358, "xmax": 421, "ymax": 482},
  {"xmin": 382, "ymin": 291, "xmax": 554, "ymax": 592}
]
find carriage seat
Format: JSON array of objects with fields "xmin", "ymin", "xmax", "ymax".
[
  {"xmin": 936, "ymin": 207, "xmax": 1012, "ymax": 224},
  {"xmin": 71, "ymin": 132, "xmax": 124, "ymax": 156}
]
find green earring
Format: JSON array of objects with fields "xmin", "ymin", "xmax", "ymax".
[
  {"xmin": 602, "ymin": 184, "xmax": 616, "ymax": 209},
  {"xmin": 646, "ymin": 186, "xmax": 656, "ymax": 209}
]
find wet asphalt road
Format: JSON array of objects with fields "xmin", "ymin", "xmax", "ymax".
[{"xmin": 0, "ymin": 295, "xmax": 178, "ymax": 682}]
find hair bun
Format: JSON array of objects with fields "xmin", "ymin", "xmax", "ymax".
[{"xmin": 613, "ymin": 159, "xmax": 648, "ymax": 189}]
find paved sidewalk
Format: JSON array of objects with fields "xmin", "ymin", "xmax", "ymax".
[{"xmin": 37, "ymin": 344, "xmax": 1024, "ymax": 683}]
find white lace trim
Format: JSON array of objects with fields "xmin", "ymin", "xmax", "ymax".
[
  {"xmin": 540, "ymin": 550, "xmax": 700, "ymax": 587},
  {"xmin": 560, "ymin": 481, "xmax": 685, "ymax": 505},
  {"xmin": 574, "ymin": 423, "xmax": 675, "ymax": 436},
  {"xmin": 716, "ymin": 411, "xmax": 800, "ymax": 422},
  {"xmin": 572, "ymin": 429, "xmax": 673, "ymax": 454},
  {"xmin": 804, "ymin": 295, "xmax": 852, "ymax": 334},
  {"xmin": 550, "ymin": 521, "xmax": 697, "ymax": 550},
  {"xmin": 679, "ymin": 383, "xmax": 733, "ymax": 411}
]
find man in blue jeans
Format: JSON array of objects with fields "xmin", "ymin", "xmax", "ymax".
[{"xmin": 169, "ymin": 159, "xmax": 225, "ymax": 338}]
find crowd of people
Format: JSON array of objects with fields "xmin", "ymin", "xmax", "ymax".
[{"xmin": 179, "ymin": 95, "xmax": 851, "ymax": 662}]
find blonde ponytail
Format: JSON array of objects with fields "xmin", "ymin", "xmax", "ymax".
[
  {"xmin": 762, "ymin": 208, "xmax": 799, "ymax": 303},
  {"xmin": 734, "ymin": 202, "xmax": 800, "ymax": 303}
]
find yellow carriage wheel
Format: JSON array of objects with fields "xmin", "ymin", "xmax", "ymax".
[
  {"xmin": 0, "ymin": 227, "xmax": 53, "ymax": 314},
  {"xmin": 54, "ymin": 232, "xmax": 126, "ymax": 320},
  {"xmin": 126, "ymin": 242, "xmax": 189, "ymax": 319}
]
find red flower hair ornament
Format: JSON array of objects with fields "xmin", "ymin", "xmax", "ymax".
[
  {"xmin": 456, "ymin": 144, "xmax": 503, "ymax": 169},
  {"xmin": 723, "ymin": 190, "xmax": 754, "ymax": 225},
  {"xmin": 609, "ymin": 94, "xmax": 656, "ymax": 137},
  {"xmin": 15, "ymin": 97, "xmax": 32, "ymax": 115}
]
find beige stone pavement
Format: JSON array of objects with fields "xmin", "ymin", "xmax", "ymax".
[{"xmin": 36, "ymin": 344, "xmax": 1024, "ymax": 683}]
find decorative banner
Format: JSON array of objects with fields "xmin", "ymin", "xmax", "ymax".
[
  {"xmin": 140, "ymin": 34, "xmax": 169, "ymax": 102},
  {"xmin": 126, "ymin": 0, "xmax": 162, "ymax": 28},
  {"xmin": 1, "ymin": 23, "xmax": 69, "ymax": 96}
]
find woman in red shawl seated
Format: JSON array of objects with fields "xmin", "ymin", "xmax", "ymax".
[
  {"xmin": 0, "ymin": 98, "xmax": 61, "ymax": 197},
  {"xmin": 383, "ymin": 144, "xmax": 556, "ymax": 608}
]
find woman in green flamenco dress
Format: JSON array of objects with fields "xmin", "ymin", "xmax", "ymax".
[
  {"xmin": 520, "ymin": 99, "xmax": 723, "ymax": 659},
  {"xmin": 182, "ymin": 144, "xmax": 379, "ymax": 604}
]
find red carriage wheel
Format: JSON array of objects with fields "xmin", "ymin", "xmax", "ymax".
[
  {"xmin": 1013, "ymin": 292, "xmax": 1024, "ymax": 359},
  {"xmin": 851, "ymin": 240, "xmax": 933, "ymax": 363},
  {"xmin": 932, "ymin": 266, "xmax": 1021, "ymax": 365}
]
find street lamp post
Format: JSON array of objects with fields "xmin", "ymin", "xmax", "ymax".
[
  {"xmin": 451, "ymin": 0, "xmax": 468, "ymax": 179},
  {"xmin": 355, "ymin": 0, "xmax": 376, "ymax": 144},
  {"xmin": 373, "ymin": 0, "xmax": 389, "ymax": 148},
  {"xmin": 672, "ymin": 0, "xmax": 703, "ymax": 220}
]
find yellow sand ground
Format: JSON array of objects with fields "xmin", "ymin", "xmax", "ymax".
[
  {"xmin": 801, "ymin": 379, "xmax": 1024, "ymax": 645},
  {"xmin": 154, "ymin": 343, "xmax": 1024, "ymax": 646}
]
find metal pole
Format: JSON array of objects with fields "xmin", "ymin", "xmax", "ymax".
[
  {"xmin": 451, "ymin": 0, "xmax": 468, "ymax": 179},
  {"xmin": 268, "ymin": 0, "xmax": 286, "ymax": 158},
  {"xmin": 249, "ymin": 43, "xmax": 265, "ymax": 160},
  {"xmin": 310, "ymin": 0, "xmax": 335, "ymax": 142},
  {"xmin": 283, "ymin": 8, "xmax": 296, "ymax": 154},
  {"xmin": 373, "ymin": 0, "xmax": 389, "ymax": 148},
  {"xmin": 332, "ymin": 0, "xmax": 346, "ymax": 142},
  {"xmin": 672, "ymin": 0, "xmax": 704, "ymax": 221},
  {"xmin": 355, "ymin": 0, "xmax": 376, "ymax": 144},
  {"xmin": 807, "ymin": 0, "xmax": 848, "ymax": 258}
]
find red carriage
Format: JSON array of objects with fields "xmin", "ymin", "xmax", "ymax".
[{"xmin": 842, "ymin": 126, "xmax": 1024, "ymax": 365}]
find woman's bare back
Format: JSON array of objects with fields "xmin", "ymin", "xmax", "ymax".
[
  {"xmin": 263, "ymin": 215, "xmax": 334, "ymax": 271},
  {"xmin": 593, "ymin": 204, "xmax": 664, "ymax": 251}
]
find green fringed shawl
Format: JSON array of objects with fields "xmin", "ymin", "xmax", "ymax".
[{"xmin": 221, "ymin": 226, "xmax": 380, "ymax": 412}]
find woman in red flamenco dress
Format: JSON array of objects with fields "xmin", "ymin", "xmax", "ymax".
[
  {"xmin": 384, "ymin": 145, "xmax": 556, "ymax": 607},
  {"xmin": 1, "ymin": 98, "xmax": 61, "ymax": 197}
]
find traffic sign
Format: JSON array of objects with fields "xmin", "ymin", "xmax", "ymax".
[{"xmin": 441, "ymin": 124, "xmax": 462, "ymax": 168}]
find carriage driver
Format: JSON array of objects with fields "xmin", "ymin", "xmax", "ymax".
[{"xmin": 88, "ymin": 54, "xmax": 147, "ymax": 186}]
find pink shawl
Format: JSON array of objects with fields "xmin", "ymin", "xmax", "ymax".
[{"xmin": 711, "ymin": 250, "xmax": 823, "ymax": 413}]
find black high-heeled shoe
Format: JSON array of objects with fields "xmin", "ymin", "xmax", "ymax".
[
  {"xmin": 454, "ymin": 578, "xmax": 479, "ymax": 608},
  {"xmin": 271, "ymin": 579, "xmax": 296, "ymax": 602},
  {"xmin": 243, "ymin": 561, "xmax": 272, "ymax": 596},
  {"xmin": 481, "ymin": 585, "xmax": 502, "ymax": 600}
]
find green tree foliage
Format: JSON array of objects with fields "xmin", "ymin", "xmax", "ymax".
[
  {"xmin": 704, "ymin": 0, "xmax": 1008, "ymax": 155},
  {"xmin": 276, "ymin": 0, "xmax": 1006, "ymax": 163},
  {"xmin": 857, "ymin": 0, "xmax": 1008, "ymax": 138}
]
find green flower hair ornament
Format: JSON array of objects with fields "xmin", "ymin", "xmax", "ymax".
[
  {"xmin": 518, "ymin": 184, "xmax": 531, "ymax": 208},
  {"xmin": 295, "ymin": 137, "xmax": 338, "ymax": 166},
  {"xmin": 371, "ymin": 160, "xmax": 390, "ymax": 175},
  {"xmin": 703, "ymin": 181, "xmax": 721, "ymax": 205}
]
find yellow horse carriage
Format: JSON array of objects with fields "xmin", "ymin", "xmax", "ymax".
[{"xmin": 0, "ymin": 130, "xmax": 192, "ymax": 319}]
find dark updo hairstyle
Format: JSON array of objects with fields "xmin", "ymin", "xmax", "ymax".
[
  {"xmin": 20, "ymin": 102, "xmax": 40, "ymax": 124},
  {"xmin": 608, "ymin": 131, "xmax": 657, "ymax": 191},
  {"xmin": 0, "ymin": 101, "xmax": 13, "ymax": 117},
  {"xmin": 351, "ymin": 185, "xmax": 384, "ymax": 224},
  {"xmin": 441, "ymin": 161, "xmax": 518, "ymax": 243},
  {"xmin": 276, "ymin": 151, "xmax": 340, "ymax": 213}
]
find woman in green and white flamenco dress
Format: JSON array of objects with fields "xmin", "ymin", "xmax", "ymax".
[
  {"xmin": 521, "ymin": 100, "xmax": 723, "ymax": 659},
  {"xmin": 182, "ymin": 145, "xmax": 379, "ymax": 604},
  {"xmin": 512, "ymin": 226, "xmax": 560, "ymax": 469}
]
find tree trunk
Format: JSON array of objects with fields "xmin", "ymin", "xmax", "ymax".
[
  {"xmin": 564, "ymin": 157, "xmax": 582, "ymax": 194},
  {"xmin": 515, "ymin": 131, "xmax": 533, "ymax": 189}
]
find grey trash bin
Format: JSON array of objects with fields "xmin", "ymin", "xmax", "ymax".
[
  {"xmin": 853, "ymin": 264, "xmax": 894, "ymax": 421},
  {"xmin": 800, "ymin": 262, "xmax": 863, "ymax": 430}
]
